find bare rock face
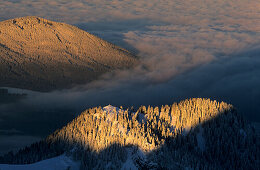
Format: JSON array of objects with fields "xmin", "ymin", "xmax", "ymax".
[{"xmin": 0, "ymin": 16, "xmax": 138, "ymax": 91}]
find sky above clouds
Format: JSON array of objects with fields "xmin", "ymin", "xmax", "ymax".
[{"xmin": 0, "ymin": 0, "xmax": 260, "ymax": 153}]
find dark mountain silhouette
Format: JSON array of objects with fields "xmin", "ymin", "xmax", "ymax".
[
  {"xmin": 0, "ymin": 98, "xmax": 259, "ymax": 169},
  {"xmin": 0, "ymin": 16, "xmax": 138, "ymax": 91}
]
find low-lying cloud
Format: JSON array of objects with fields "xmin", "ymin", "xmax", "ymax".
[
  {"xmin": 14, "ymin": 46, "xmax": 260, "ymax": 114},
  {"xmin": 0, "ymin": 0, "xmax": 259, "ymax": 154}
]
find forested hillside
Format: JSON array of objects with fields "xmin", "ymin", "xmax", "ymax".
[{"xmin": 1, "ymin": 98, "xmax": 259, "ymax": 169}]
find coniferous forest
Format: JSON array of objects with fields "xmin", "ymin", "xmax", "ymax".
[
  {"xmin": 1, "ymin": 98, "xmax": 259, "ymax": 169},
  {"xmin": 0, "ymin": 1, "xmax": 260, "ymax": 169}
]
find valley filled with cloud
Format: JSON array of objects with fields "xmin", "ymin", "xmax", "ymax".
[{"xmin": 0, "ymin": 0, "xmax": 259, "ymax": 154}]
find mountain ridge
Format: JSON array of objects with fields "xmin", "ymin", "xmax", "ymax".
[
  {"xmin": 0, "ymin": 16, "xmax": 138, "ymax": 91},
  {"xmin": 1, "ymin": 98, "xmax": 259, "ymax": 169}
]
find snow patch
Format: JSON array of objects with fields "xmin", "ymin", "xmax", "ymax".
[
  {"xmin": 121, "ymin": 148, "xmax": 138, "ymax": 170},
  {"xmin": 0, "ymin": 154, "xmax": 80, "ymax": 170},
  {"xmin": 103, "ymin": 105, "xmax": 120, "ymax": 122},
  {"xmin": 132, "ymin": 148, "xmax": 157, "ymax": 169},
  {"xmin": 103, "ymin": 105, "xmax": 128, "ymax": 134},
  {"xmin": 103, "ymin": 105, "xmax": 119, "ymax": 113}
]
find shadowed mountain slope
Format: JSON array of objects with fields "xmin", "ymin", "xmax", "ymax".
[
  {"xmin": 0, "ymin": 16, "xmax": 138, "ymax": 91},
  {"xmin": 0, "ymin": 98, "xmax": 259, "ymax": 169}
]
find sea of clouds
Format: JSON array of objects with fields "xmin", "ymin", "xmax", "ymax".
[{"xmin": 0, "ymin": 0, "xmax": 260, "ymax": 154}]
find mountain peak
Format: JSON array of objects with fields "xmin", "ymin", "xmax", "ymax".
[
  {"xmin": 0, "ymin": 17, "xmax": 138, "ymax": 91},
  {"xmin": 0, "ymin": 98, "xmax": 259, "ymax": 169},
  {"xmin": 9, "ymin": 16, "xmax": 55, "ymax": 29}
]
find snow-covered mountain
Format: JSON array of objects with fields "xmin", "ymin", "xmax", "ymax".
[{"xmin": 0, "ymin": 98, "xmax": 259, "ymax": 169}]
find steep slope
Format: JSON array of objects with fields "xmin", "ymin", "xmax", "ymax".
[
  {"xmin": 0, "ymin": 16, "xmax": 138, "ymax": 91},
  {"xmin": 0, "ymin": 99, "xmax": 259, "ymax": 169}
]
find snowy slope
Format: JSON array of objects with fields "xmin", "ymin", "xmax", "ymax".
[
  {"xmin": 0, "ymin": 154, "xmax": 80, "ymax": 170},
  {"xmin": 121, "ymin": 148, "xmax": 138, "ymax": 170},
  {"xmin": 103, "ymin": 105, "xmax": 120, "ymax": 122}
]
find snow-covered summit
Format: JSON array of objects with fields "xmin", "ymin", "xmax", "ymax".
[{"xmin": 103, "ymin": 105, "xmax": 120, "ymax": 115}]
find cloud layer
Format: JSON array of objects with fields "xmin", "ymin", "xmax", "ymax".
[
  {"xmin": 1, "ymin": 0, "xmax": 259, "ymax": 82},
  {"xmin": 0, "ymin": 0, "xmax": 260, "ymax": 154}
]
